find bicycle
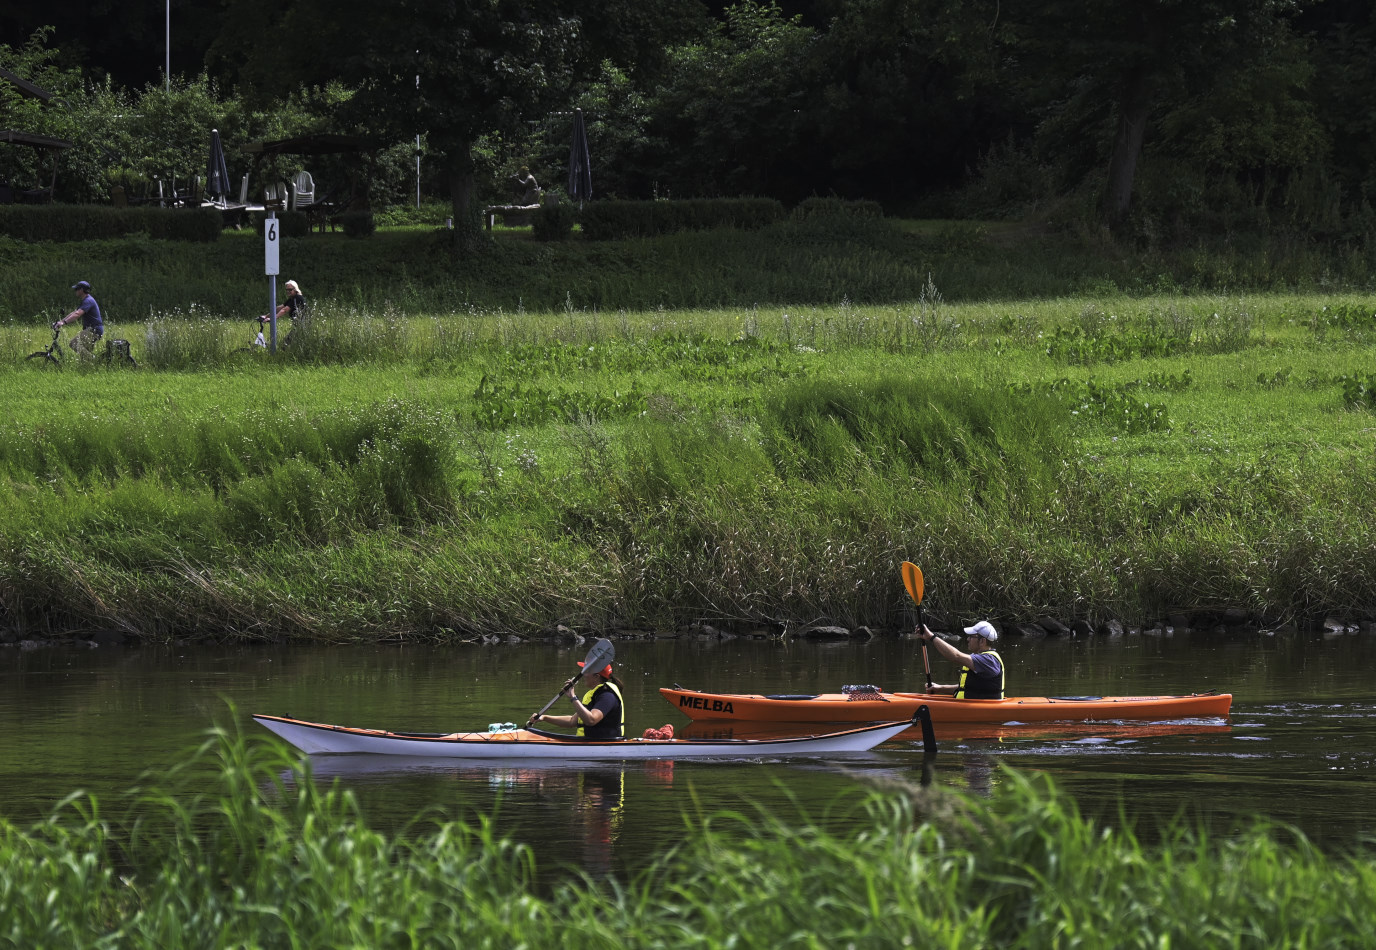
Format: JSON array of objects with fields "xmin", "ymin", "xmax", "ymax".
[
  {"xmin": 236, "ymin": 315, "xmax": 299, "ymax": 354},
  {"xmin": 26, "ymin": 325, "xmax": 138, "ymax": 368},
  {"xmin": 26, "ymin": 327, "xmax": 62, "ymax": 367}
]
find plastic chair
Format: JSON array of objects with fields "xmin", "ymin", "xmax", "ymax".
[{"xmin": 293, "ymin": 171, "xmax": 315, "ymax": 208}]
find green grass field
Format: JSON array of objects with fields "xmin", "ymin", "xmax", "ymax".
[{"xmin": 2, "ymin": 273, "xmax": 1375, "ymax": 640}]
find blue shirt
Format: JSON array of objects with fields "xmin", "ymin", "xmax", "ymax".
[
  {"xmin": 77, "ymin": 294, "xmax": 103, "ymax": 332},
  {"xmin": 968, "ymin": 652, "xmax": 1003, "ymax": 678}
]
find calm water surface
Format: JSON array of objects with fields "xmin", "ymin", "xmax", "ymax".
[{"xmin": 2, "ymin": 631, "xmax": 1373, "ymax": 879}]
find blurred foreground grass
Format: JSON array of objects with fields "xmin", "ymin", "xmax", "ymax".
[{"xmin": 2, "ymin": 724, "xmax": 1371, "ymax": 948}]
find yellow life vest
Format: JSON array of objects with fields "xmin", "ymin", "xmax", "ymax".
[
  {"xmin": 576, "ymin": 681, "xmax": 625, "ymax": 738},
  {"xmin": 956, "ymin": 650, "xmax": 1005, "ymax": 699}
]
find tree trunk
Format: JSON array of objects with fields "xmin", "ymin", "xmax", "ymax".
[
  {"xmin": 1101, "ymin": 71, "xmax": 1151, "ymax": 227},
  {"xmin": 443, "ymin": 137, "xmax": 476, "ymax": 223}
]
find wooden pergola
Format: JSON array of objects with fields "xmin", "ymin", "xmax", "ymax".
[
  {"xmin": 0, "ymin": 129, "xmax": 73, "ymax": 203},
  {"xmin": 0, "ymin": 69, "xmax": 73, "ymax": 203},
  {"xmin": 241, "ymin": 133, "xmax": 383, "ymax": 220}
]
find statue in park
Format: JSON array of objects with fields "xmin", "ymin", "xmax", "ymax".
[{"xmin": 510, "ymin": 167, "xmax": 541, "ymax": 206}]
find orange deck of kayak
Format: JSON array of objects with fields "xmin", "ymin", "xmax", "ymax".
[{"xmin": 660, "ymin": 687, "xmax": 1232, "ymax": 723}]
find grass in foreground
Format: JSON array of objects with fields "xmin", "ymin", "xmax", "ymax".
[{"xmin": 1, "ymin": 725, "xmax": 1372, "ymax": 948}]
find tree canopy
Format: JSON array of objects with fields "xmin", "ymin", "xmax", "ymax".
[{"xmin": 3, "ymin": 0, "xmax": 1374, "ymax": 238}]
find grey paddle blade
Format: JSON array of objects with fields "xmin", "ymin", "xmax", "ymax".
[{"xmin": 581, "ymin": 638, "xmax": 614, "ymax": 671}]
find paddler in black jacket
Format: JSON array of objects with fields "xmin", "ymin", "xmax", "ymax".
[
  {"xmin": 917, "ymin": 620, "xmax": 1005, "ymax": 699},
  {"xmin": 529, "ymin": 660, "xmax": 626, "ymax": 739}
]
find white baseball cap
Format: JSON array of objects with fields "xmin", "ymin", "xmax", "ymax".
[{"xmin": 963, "ymin": 620, "xmax": 999, "ymax": 642}]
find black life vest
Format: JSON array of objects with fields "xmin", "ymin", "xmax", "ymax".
[
  {"xmin": 576, "ymin": 681, "xmax": 625, "ymax": 739},
  {"xmin": 956, "ymin": 650, "xmax": 1005, "ymax": 699}
]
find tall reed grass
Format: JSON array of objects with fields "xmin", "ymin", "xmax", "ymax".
[
  {"xmin": 2, "ymin": 726, "xmax": 1372, "ymax": 947},
  {"xmin": 2, "ymin": 294, "xmax": 1375, "ymax": 638}
]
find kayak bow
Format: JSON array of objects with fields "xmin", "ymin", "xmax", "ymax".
[
  {"xmin": 660, "ymin": 687, "xmax": 1232, "ymax": 723},
  {"xmin": 253, "ymin": 713, "xmax": 914, "ymax": 759}
]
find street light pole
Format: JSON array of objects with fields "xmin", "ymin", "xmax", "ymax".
[
  {"xmin": 165, "ymin": 1, "xmax": 170, "ymax": 92},
  {"xmin": 415, "ymin": 68, "xmax": 421, "ymax": 209}
]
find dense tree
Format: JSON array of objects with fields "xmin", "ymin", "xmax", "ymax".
[
  {"xmin": 1302, "ymin": 0, "xmax": 1376, "ymax": 205},
  {"xmin": 813, "ymin": 0, "xmax": 1014, "ymax": 201},
  {"xmin": 1008, "ymin": 0, "xmax": 1316, "ymax": 227},
  {"xmin": 641, "ymin": 2, "xmax": 820, "ymax": 199},
  {"xmin": 208, "ymin": 0, "xmax": 706, "ymax": 229},
  {"xmin": 6, "ymin": 0, "xmax": 1375, "ymax": 237}
]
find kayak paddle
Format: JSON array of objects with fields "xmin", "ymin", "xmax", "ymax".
[
  {"xmin": 527, "ymin": 638, "xmax": 615, "ymax": 727},
  {"xmin": 901, "ymin": 562, "xmax": 933, "ymax": 692}
]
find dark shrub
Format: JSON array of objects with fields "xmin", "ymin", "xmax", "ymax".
[
  {"xmin": 579, "ymin": 198, "xmax": 785, "ymax": 240},
  {"xmin": 792, "ymin": 197, "xmax": 884, "ymax": 219},
  {"xmin": 0, "ymin": 206, "xmax": 221, "ymax": 242},
  {"xmin": 532, "ymin": 201, "xmax": 578, "ymax": 241},
  {"xmin": 249, "ymin": 211, "xmax": 310, "ymax": 238},
  {"xmin": 338, "ymin": 212, "xmax": 376, "ymax": 239}
]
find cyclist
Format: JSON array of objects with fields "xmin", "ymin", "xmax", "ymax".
[
  {"xmin": 53, "ymin": 280, "xmax": 103, "ymax": 356},
  {"xmin": 257, "ymin": 280, "xmax": 306, "ymax": 331}
]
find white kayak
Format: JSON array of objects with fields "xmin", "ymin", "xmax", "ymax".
[{"xmin": 253, "ymin": 713, "xmax": 915, "ymax": 760}]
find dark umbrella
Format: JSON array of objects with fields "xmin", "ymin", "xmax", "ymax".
[
  {"xmin": 206, "ymin": 128, "xmax": 231, "ymax": 205},
  {"xmin": 568, "ymin": 108, "xmax": 592, "ymax": 207}
]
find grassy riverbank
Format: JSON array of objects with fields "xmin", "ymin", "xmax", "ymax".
[
  {"xmin": 2, "ymin": 288, "xmax": 1375, "ymax": 640},
  {"xmin": 3, "ymin": 728, "xmax": 1372, "ymax": 947}
]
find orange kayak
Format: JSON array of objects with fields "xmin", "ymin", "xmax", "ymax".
[{"xmin": 659, "ymin": 687, "xmax": 1232, "ymax": 723}]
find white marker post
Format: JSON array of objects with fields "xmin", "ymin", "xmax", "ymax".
[{"xmin": 264, "ymin": 212, "xmax": 280, "ymax": 352}]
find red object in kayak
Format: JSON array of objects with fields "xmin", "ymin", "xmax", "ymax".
[{"xmin": 659, "ymin": 687, "xmax": 1232, "ymax": 724}]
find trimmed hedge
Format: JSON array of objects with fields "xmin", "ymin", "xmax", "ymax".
[
  {"xmin": 248, "ymin": 211, "xmax": 310, "ymax": 238},
  {"xmin": 792, "ymin": 196, "xmax": 885, "ymax": 219},
  {"xmin": 0, "ymin": 205, "xmax": 222, "ymax": 243},
  {"xmin": 533, "ymin": 201, "xmax": 577, "ymax": 242},
  {"xmin": 579, "ymin": 197, "xmax": 785, "ymax": 240}
]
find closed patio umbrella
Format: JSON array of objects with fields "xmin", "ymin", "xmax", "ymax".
[
  {"xmin": 206, "ymin": 128, "xmax": 231, "ymax": 205},
  {"xmin": 568, "ymin": 108, "xmax": 592, "ymax": 207}
]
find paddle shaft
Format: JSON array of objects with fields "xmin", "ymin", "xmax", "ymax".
[
  {"xmin": 530, "ymin": 671, "xmax": 583, "ymax": 723},
  {"xmin": 919, "ymin": 600, "xmax": 933, "ymax": 692}
]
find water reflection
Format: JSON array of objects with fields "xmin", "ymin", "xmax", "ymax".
[
  {"xmin": 293, "ymin": 756, "xmax": 676, "ymax": 877},
  {"xmin": 680, "ymin": 717, "xmax": 1230, "ymax": 744}
]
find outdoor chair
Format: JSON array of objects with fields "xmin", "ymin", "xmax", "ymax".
[{"xmin": 293, "ymin": 170, "xmax": 315, "ymax": 208}]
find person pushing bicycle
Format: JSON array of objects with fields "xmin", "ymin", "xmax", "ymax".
[{"xmin": 52, "ymin": 280, "xmax": 103, "ymax": 356}]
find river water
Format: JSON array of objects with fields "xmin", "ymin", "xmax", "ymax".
[{"xmin": 2, "ymin": 630, "xmax": 1373, "ymax": 880}]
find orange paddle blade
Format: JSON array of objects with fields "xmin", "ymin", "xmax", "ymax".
[{"xmin": 901, "ymin": 561, "xmax": 924, "ymax": 605}]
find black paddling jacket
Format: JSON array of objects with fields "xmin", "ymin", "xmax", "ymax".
[
  {"xmin": 956, "ymin": 650, "xmax": 1005, "ymax": 699},
  {"xmin": 576, "ymin": 681, "xmax": 625, "ymax": 739}
]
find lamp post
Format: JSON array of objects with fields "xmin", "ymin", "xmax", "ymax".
[
  {"xmin": 165, "ymin": 1, "xmax": 170, "ymax": 92},
  {"xmin": 415, "ymin": 68, "xmax": 421, "ymax": 209}
]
